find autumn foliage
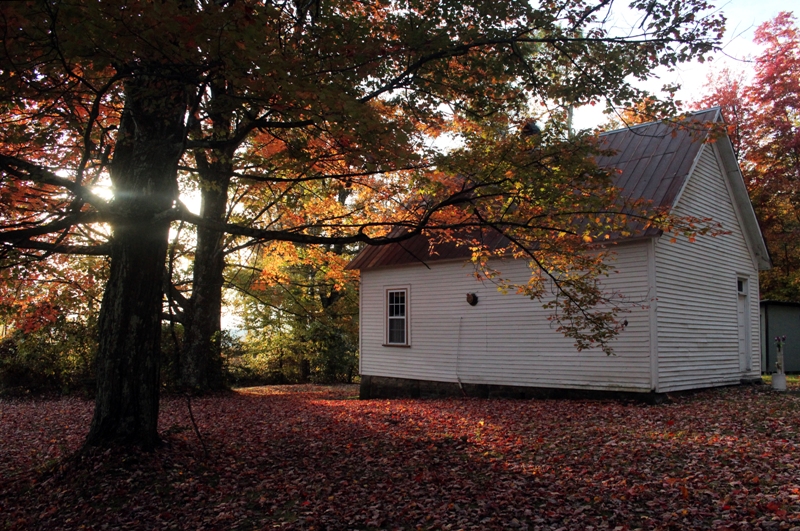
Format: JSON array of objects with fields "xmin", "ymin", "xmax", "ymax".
[
  {"xmin": 1, "ymin": 384, "xmax": 799, "ymax": 530},
  {"xmin": 228, "ymin": 241, "xmax": 360, "ymax": 384}
]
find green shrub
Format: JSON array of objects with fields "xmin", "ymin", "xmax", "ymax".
[
  {"xmin": 224, "ymin": 320, "xmax": 357, "ymax": 387},
  {"xmin": 0, "ymin": 318, "xmax": 97, "ymax": 396}
]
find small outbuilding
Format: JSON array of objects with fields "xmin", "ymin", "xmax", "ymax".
[
  {"xmin": 347, "ymin": 109, "xmax": 771, "ymax": 399},
  {"xmin": 760, "ymin": 301, "xmax": 800, "ymax": 373}
]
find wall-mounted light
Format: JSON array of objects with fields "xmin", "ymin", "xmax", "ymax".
[{"xmin": 466, "ymin": 293, "xmax": 479, "ymax": 306}]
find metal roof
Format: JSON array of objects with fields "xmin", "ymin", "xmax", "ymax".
[
  {"xmin": 346, "ymin": 227, "xmax": 510, "ymax": 271},
  {"xmin": 347, "ymin": 108, "xmax": 720, "ymax": 271},
  {"xmin": 596, "ymin": 107, "xmax": 718, "ymax": 210}
]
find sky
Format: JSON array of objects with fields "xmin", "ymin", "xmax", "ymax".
[{"xmin": 572, "ymin": 0, "xmax": 798, "ymax": 129}]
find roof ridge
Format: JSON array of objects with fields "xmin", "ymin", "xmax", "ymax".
[{"xmin": 600, "ymin": 107, "xmax": 720, "ymax": 137}]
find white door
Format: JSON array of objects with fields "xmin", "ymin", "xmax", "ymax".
[{"xmin": 737, "ymin": 279, "xmax": 751, "ymax": 372}]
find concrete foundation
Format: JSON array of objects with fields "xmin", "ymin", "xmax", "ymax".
[{"xmin": 359, "ymin": 375, "xmax": 668, "ymax": 403}]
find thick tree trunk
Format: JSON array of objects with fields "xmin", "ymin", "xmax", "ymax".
[
  {"xmin": 180, "ymin": 178, "xmax": 229, "ymax": 391},
  {"xmin": 179, "ymin": 83, "xmax": 234, "ymax": 392},
  {"xmin": 85, "ymin": 75, "xmax": 186, "ymax": 449}
]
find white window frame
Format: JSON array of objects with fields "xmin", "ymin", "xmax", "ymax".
[{"xmin": 385, "ymin": 287, "xmax": 410, "ymax": 346}]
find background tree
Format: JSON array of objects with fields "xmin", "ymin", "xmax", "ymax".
[
  {"xmin": 697, "ymin": 12, "xmax": 799, "ymax": 300},
  {"xmin": 1, "ymin": 0, "xmax": 724, "ymax": 448},
  {"xmin": 227, "ymin": 241, "xmax": 359, "ymax": 385},
  {"xmin": 223, "ymin": 175, "xmax": 360, "ymax": 386},
  {"xmin": 0, "ymin": 254, "xmax": 105, "ymax": 394}
]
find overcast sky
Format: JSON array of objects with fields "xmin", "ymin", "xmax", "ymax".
[{"xmin": 573, "ymin": 0, "xmax": 797, "ymax": 129}]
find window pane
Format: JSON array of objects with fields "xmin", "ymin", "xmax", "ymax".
[
  {"xmin": 388, "ymin": 318, "xmax": 405, "ymax": 344},
  {"xmin": 388, "ymin": 291, "xmax": 405, "ymax": 316}
]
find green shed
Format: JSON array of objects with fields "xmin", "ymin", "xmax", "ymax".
[{"xmin": 760, "ymin": 301, "xmax": 800, "ymax": 373}]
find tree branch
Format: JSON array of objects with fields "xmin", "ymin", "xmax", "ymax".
[
  {"xmin": 0, "ymin": 212, "xmax": 108, "ymax": 244},
  {"xmin": 0, "ymin": 154, "xmax": 111, "ymax": 212},
  {"xmin": 1, "ymin": 239, "xmax": 110, "ymax": 256}
]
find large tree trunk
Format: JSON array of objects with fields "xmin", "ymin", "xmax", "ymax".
[
  {"xmin": 85, "ymin": 75, "xmax": 186, "ymax": 449},
  {"xmin": 179, "ymin": 81, "xmax": 234, "ymax": 392},
  {"xmin": 180, "ymin": 173, "xmax": 230, "ymax": 391}
]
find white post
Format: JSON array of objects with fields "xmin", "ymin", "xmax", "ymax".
[{"xmin": 773, "ymin": 336, "xmax": 787, "ymax": 391}]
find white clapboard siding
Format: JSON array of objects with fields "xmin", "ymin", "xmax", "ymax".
[
  {"xmin": 360, "ymin": 240, "xmax": 653, "ymax": 392},
  {"xmin": 654, "ymin": 143, "xmax": 761, "ymax": 392}
]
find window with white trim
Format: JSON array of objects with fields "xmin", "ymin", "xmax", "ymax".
[{"xmin": 386, "ymin": 289, "xmax": 408, "ymax": 345}]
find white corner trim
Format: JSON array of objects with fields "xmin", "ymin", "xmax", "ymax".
[
  {"xmin": 647, "ymin": 237, "xmax": 659, "ymax": 392},
  {"xmin": 358, "ymin": 274, "xmax": 363, "ymax": 375}
]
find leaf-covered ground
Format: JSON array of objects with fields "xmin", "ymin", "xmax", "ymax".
[{"xmin": 1, "ymin": 384, "xmax": 799, "ymax": 530}]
